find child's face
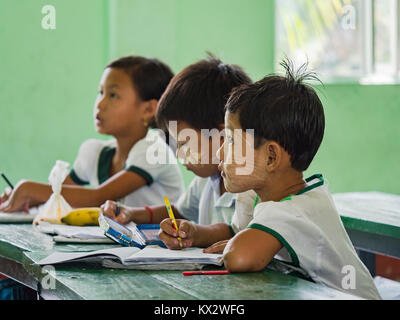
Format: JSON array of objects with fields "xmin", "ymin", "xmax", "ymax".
[
  {"xmin": 94, "ymin": 68, "xmax": 146, "ymax": 137},
  {"xmin": 217, "ymin": 111, "xmax": 268, "ymax": 193},
  {"xmin": 167, "ymin": 121, "xmax": 222, "ymax": 178}
]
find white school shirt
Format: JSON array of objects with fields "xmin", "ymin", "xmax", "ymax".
[
  {"xmin": 69, "ymin": 129, "xmax": 184, "ymax": 207},
  {"xmin": 232, "ymin": 174, "xmax": 381, "ymax": 300},
  {"xmin": 176, "ymin": 175, "xmax": 236, "ymax": 225}
]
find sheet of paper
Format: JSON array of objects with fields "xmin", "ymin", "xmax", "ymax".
[
  {"xmin": 102, "ymin": 259, "xmax": 207, "ymax": 270},
  {"xmin": 0, "ymin": 206, "xmax": 40, "ymax": 223},
  {"xmin": 124, "ymin": 247, "xmax": 223, "ymax": 265},
  {"xmin": 53, "ymin": 236, "xmax": 114, "ymax": 244},
  {"xmin": 36, "ymin": 221, "xmax": 106, "ymax": 239}
]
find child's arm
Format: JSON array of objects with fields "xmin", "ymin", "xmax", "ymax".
[
  {"xmin": 0, "ymin": 174, "xmax": 77, "ymax": 208},
  {"xmin": 158, "ymin": 219, "xmax": 233, "ymax": 249},
  {"xmin": 0, "ymin": 170, "xmax": 150, "ymax": 212},
  {"xmin": 100, "ymin": 200, "xmax": 185, "ymax": 225},
  {"xmin": 63, "ymin": 175, "xmax": 78, "ymax": 185},
  {"xmin": 222, "ymin": 229, "xmax": 283, "ymax": 273}
]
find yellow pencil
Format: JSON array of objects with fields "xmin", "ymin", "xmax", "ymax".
[{"xmin": 164, "ymin": 196, "xmax": 183, "ymax": 248}]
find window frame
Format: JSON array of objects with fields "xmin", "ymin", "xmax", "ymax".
[{"xmin": 274, "ymin": 0, "xmax": 400, "ymax": 85}]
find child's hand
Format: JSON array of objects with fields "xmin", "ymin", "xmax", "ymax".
[
  {"xmin": 0, "ymin": 181, "xmax": 31, "ymax": 213},
  {"xmin": 203, "ymin": 240, "xmax": 229, "ymax": 254},
  {"xmin": 100, "ymin": 200, "xmax": 133, "ymax": 224},
  {"xmin": 0, "ymin": 187, "xmax": 12, "ymax": 205},
  {"xmin": 158, "ymin": 218, "xmax": 196, "ymax": 250}
]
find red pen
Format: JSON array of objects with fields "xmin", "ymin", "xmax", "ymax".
[{"xmin": 182, "ymin": 270, "xmax": 230, "ymax": 276}]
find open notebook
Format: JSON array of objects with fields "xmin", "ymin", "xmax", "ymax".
[{"xmin": 36, "ymin": 246, "xmax": 224, "ymax": 270}]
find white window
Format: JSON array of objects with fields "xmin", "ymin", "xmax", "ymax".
[{"xmin": 275, "ymin": 0, "xmax": 400, "ymax": 84}]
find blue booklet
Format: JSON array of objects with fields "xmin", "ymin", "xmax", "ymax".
[{"xmin": 98, "ymin": 214, "xmax": 165, "ymax": 248}]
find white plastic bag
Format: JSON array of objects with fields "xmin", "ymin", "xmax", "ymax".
[{"xmin": 33, "ymin": 160, "xmax": 73, "ymax": 225}]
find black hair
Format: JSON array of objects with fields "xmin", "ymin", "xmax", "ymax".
[
  {"xmin": 107, "ymin": 56, "xmax": 174, "ymax": 128},
  {"xmin": 226, "ymin": 59, "xmax": 325, "ymax": 172},
  {"xmin": 156, "ymin": 53, "xmax": 252, "ymax": 130}
]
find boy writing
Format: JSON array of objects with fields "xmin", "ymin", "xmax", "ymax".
[{"xmin": 160, "ymin": 61, "xmax": 381, "ymax": 300}]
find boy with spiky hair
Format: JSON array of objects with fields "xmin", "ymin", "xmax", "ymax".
[{"xmin": 161, "ymin": 60, "xmax": 381, "ymax": 300}]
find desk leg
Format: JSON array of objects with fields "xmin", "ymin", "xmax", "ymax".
[{"xmin": 357, "ymin": 249, "xmax": 376, "ymax": 277}]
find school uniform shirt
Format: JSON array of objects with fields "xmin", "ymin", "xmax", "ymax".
[
  {"xmin": 176, "ymin": 174, "xmax": 236, "ymax": 225},
  {"xmin": 229, "ymin": 189, "xmax": 258, "ymax": 235},
  {"xmin": 230, "ymin": 174, "xmax": 381, "ymax": 300},
  {"xmin": 69, "ymin": 129, "xmax": 184, "ymax": 207}
]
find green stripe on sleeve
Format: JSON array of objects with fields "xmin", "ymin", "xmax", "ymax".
[
  {"xmin": 247, "ymin": 223, "xmax": 300, "ymax": 267},
  {"xmin": 125, "ymin": 166, "xmax": 154, "ymax": 186},
  {"xmin": 228, "ymin": 223, "xmax": 235, "ymax": 236},
  {"xmin": 97, "ymin": 146, "xmax": 116, "ymax": 185},
  {"xmin": 69, "ymin": 169, "xmax": 89, "ymax": 185}
]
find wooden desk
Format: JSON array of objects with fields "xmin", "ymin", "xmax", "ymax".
[
  {"xmin": 334, "ymin": 192, "xmax": 400, "ymax": 276},
  {"xmin": 0, "ymin": 224, "xmax": 358, "ymax": 300}
]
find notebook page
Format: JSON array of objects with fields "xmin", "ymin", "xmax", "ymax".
[
  {"xmin": 36, "ymin": 246, "xmax": 141, "ymax": 265},
  {"xmin": 0, "ymin": 207, "xmax": 40, "ymax": 223}
]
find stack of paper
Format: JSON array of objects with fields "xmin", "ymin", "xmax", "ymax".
[
  {"xmin": 36, "ymin": 246, "xmax": 223, "ymax": 270},
  {"xmin": 36, "ymin": 221, "xmax": 113, "ymax": 243}
]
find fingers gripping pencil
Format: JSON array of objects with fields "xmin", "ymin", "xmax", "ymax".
[{"xmin": 164, "ymin": 196, "xmax": 183, "ymax": 248}]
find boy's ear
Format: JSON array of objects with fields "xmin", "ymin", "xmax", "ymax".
[{"xmin": 265, "ymin": 141, "xmax": 282, "ymax": 172}]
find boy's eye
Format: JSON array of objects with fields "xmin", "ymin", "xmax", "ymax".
[{"xmin": 110, "ymin": 92, "xmax": 117, "ymax": 98}]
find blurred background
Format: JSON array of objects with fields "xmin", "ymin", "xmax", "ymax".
[{"xmin": 0, "ymin": 0, "xmax": 399, "ymax": 279}]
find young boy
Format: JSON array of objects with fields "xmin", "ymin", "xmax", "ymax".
[
  {"xmin": 160, "ymin": 61, "xmax": 381, "ymax": 300},
  {"xmin": 101, "ymin": 55, "xmax": 253, "ymax": 240}
]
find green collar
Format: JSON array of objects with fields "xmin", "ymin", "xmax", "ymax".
[
  {"xmin": 97, "ymin": 146, "xmax": 116, "ymax": 185},
  {"xmin": 253, "ymin": 174, "xmax": 324, "ymax": 208}
]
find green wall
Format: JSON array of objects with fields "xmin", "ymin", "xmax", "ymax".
[
  {"xmin": 0, "ymin": 0, "xmax": 107, "ymax": 188},
  {"xmin": 306, "ymin": 84, "xmax": 400, "ymax": 194},
  {"xmin": 1, "ymin": 0, "xmax": 399, "ymax": 194},
  {"xmin": 108, "ymin": 0, "xmax": 275, "ymax": 187}
]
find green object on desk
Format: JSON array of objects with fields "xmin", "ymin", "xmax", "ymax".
[{"xmin": 0, "ymin": 224, "xmax": 360, "ymax": 300}]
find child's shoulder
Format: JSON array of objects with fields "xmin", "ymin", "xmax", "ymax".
[
  {"xmin": 78, "ymin": 138, "xmax": 116, "ymax": 155},
  {"xmin": 131, "ymin": 129, "xmax": 169, "ymax": 152},
  {"xmin": 254, "ymin": 183, "xmax": 331, "ymax": 219},
  {"xmin": 236, "ymin": 189, "xmax": 257, "ymax": 207}
]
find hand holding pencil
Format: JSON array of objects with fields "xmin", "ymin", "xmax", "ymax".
[
  {"xmin": 159, "ymin": 197, "xmax": 196, "ymax": 250},
  {"xmin": 0, "ymin": 177, "xmax": 30, "ymax": 213}
]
